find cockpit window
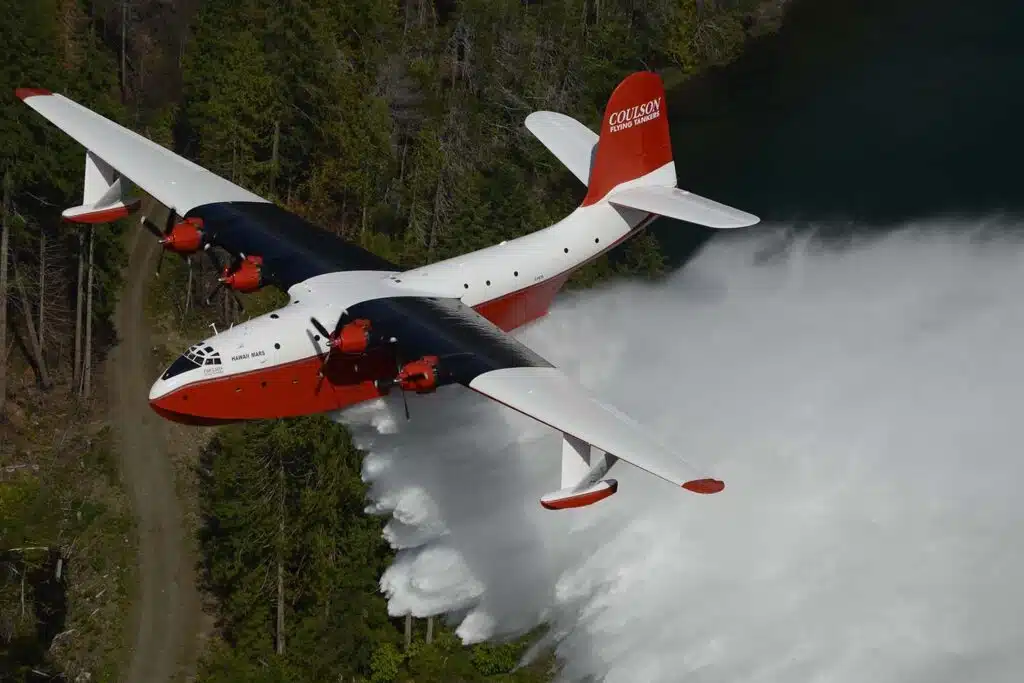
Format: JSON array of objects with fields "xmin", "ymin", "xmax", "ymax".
[
  {"xmin": 163, "ymin": 344, "xmax": 221, "ymax": 379},
  {"xmin": 162, "ymin": 354, "xmax": 202, "ymax": 380}
]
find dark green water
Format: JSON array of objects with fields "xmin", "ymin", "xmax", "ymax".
[{"xmin": 657, "ymin": 0, "xmax": 1024, "ymax": 261}]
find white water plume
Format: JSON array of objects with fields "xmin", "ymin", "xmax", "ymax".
[{"xmin": 337, "ymin": 223, "xmax": 1024, "ymax": 683}]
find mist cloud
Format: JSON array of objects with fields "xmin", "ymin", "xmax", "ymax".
[{"xmin": 338, "ymin": 223, "xmax": 1024, "ymax": 683}]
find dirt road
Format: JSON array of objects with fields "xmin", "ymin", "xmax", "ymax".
[{"xmin": 106, "ymin": 227, "xmax": 202, "ymax": 683}]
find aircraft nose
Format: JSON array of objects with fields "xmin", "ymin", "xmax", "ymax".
[
  {"xmin": 149, "ymin": 375, "xmax": 171, "ymax": 401},
  {"xmin": 148, "ymin": 350, "xmax": 203, "ymax": 411}
]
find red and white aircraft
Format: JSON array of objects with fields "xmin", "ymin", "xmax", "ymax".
[{"xmin": 17, "ymin": 71, "xmax": 758, "ymax": 509}]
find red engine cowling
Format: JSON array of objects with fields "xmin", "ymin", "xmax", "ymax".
[
  {"xmin": 397, "ymin": 355, "xmax": 441, "ymax": 394},
  {"xmin": 160, "ymin": 218, "xmax": 204, "ymax": 253},
  {"xmin": 220, "ymin": 255, "xmax": 263, "ymax": 293},
  {"xmin": 330, "ymin": 319, "xmax": 373, "ymax": 355}
]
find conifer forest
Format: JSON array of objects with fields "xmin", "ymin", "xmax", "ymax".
[{"xmin": 1, "ymin": 1, "xmax": 787, "ymax": 680}]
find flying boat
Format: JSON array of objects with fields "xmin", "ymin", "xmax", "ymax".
[{"xmin": 16, "ymin": 71, "xmax": 759, "ymax": 509}]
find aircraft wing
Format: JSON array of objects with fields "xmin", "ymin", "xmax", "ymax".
[
  {"xmin": 16, "ymin": 88, "xmax": 397, "ymax": 290},
  {"xmin": 16, "ymin": 88, "xmax": 265, "ymax": 216},
  {"xmin": 340, "ymin": 292, "xmax": 724, "ymax": 509},
  {"xmin": 468, "ymin": 366, "xmax": 724, "ymax": 502}
]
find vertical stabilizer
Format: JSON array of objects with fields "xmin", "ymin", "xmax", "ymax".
[{"xmin": 582, "ymin": 71, "xmax": 675, "ymax": 206}]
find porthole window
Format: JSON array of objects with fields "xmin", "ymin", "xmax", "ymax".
[
  {"xmin": 486, "ymin": 280, "xmax": 491, "ymax": 286},
  {"xmin": 464, "ymin": 283, "xmax": 469, "ymax": 289},
  {"xmin": 594, "ymin": 238, "xmax": 600, "ymax": 243},
  {"xmin": 564, "ymin": 247, "xmax": 569, "ymax": 253},
  {"xmin": 274, "ymin": 343, "xmax": 281, "ymax": 349},
  {"xmin": 270, "ymin": 313, "xmax": 279, "ymax": 319},
  {"xmin": 514, "ymin": 271, "xmax": 519, "ymax": 277}
]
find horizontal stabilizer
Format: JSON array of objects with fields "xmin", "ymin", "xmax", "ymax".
[
  {"xmin": 608, "ymin": 185, "xmax": 760, "ymax": 229},
  {"xmin": 525, "ymin": 111, "xmax": 598, "ymax": 187}
]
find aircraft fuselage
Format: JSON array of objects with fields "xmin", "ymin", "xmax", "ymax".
[{"xmin": 148, "ymin": 197, "xmax": 659, "ymax": 424}]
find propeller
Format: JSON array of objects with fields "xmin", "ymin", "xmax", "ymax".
[
  {"xmin": 143, "ymin": 211, "xmax": 175, "ymax": 276},
  {"xmin": 395, "ymin": 355, "xmax": 411, "ymax": 420},
  {"xmin": 202, "ymin": 250, "xmax": 245, "ymax": 312},
  {"xmin": 145, "ymin": 211, "xmax": 211, "ymax": 279},
  {"xmin": 309, "ymin": 309, "xmax": 350, "ymax": 378}
]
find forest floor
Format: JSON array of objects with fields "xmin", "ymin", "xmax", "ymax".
[{"xmin": 106, "ymin": 225, "xmax": 207, "ymax": 683}]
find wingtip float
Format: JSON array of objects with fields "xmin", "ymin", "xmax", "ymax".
[{"xmin": 17, "ymin": 70, "xmax": 757, "ymax": 510}]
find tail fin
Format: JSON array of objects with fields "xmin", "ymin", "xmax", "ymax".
[
  {"xmin": 582, "ymin": 71, "xmax": 674, "ymax": 206},
  {"xmin": 525, "ymin": 71, "xmax": 760, "ymax": 229}
]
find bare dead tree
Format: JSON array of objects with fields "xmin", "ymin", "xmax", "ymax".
[
  {"xmin": 34, "ymin": 234, "xmax": 72, "ymax": 365},
  {"xmin": 0, "ymin": 171, "xmax": 10, "ymax": 415},
  {"xmin": 37, "ymin": 227, "xmax": 46, "ymax": 368},
  {"xmin": 270, "ymin": 120, "xmax": 280, "ymax": 198},
  {"xmin": 120, "ymin": 0, "xmax": 127, "ymax": 99},
  {"xmin": 82, "ymin": 226, "xmax": 94, "ymax": 398},
  {"xmin": 276, "ymin": 452, "xmax": 286, "ymax": 655},
  {"xmin": 13, "ymin": 262, "xmax": 51, "ymax": 389},
  {"xmin": 73, "ymin": 229, "xmax": 84, "ymax": 389}
]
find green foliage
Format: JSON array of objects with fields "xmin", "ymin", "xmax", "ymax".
[
  {"xmin": 665, "ymin": 1, "xmax": 759, "ymax": 74},
  {"xmin": 471, "ymin": 641, "xmax": 523, "ymax": 676},
  {"xmin": 0, "ymin": 423, "xmax": 134, "ymax": 682},
  {"xmin": 196, "ymin": 416, "xmax": 558, "ymax": 682},
  {"xmin": 370, "ymin": 641, "xmax": 404, "ymax": 683},
  {"xmin": 197, "ymin": 415, "xmax": 397, "ymax": 680},
  {"xmin": 2, "ymin": 1, "xmax": 782, "ymax": 681},
  {"xmin": 1, "ymin": 0, "xmax": 126, "ymax": 381}
]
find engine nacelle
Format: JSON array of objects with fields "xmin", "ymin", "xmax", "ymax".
[
  {"xmin": 220, "ymin": 255, "xmax": 263, "ymax": 293},
  {"xmin": 330, "ymin": 319, "xmax": 373, "ymax": 355},
  {"xmin": 375, "ymin": 355, "xmax": 449, "ymax": 395},
  {"xmin": 160, "ymin": 218, "xmax": 205, "ymax": 254},
  {"xmin": 397, "ymin": 355, "xmax": 441, "ymax": 393}
]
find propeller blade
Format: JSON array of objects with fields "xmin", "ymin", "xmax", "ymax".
[
  {"xmin": 332, "ymin": 309, "xmax": 350, "ymax": 336},
  {"xmin": 310, "ymin": 316, "xmax": 332, "ymax": 340},
  {"xmin": 305, "ymin": 329, "xmax": 331, "ymax": 395},
  {"xmin": 204, "ymin": 245, "xmax": 225, "ymax": 273},
  {"xmin": 394, "ymin": 355, "xmax": 411, "ymax": 421},
  {"xmin": 317, "ymin": 344, "xmax": 335, "ymax": 379},
  {"xmin": 155, "ymin": 248, "xmax": 165, "ymax": 277},
  {"xmin": 142, "ymin": 217, "xmax": 164, "ymax": 239},
  {"xmin": 203, "ymin": 281, "xmax": 224, "ymax": 307}
]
